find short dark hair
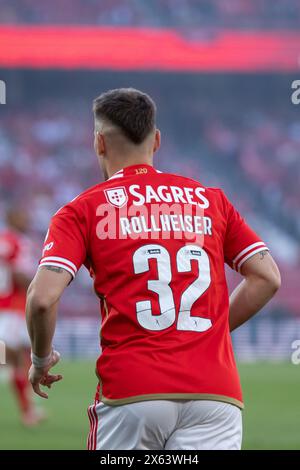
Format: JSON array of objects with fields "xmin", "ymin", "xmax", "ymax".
[{"xmin": 93, "ymin": 88, "xmax": 156, "ymax": 144}]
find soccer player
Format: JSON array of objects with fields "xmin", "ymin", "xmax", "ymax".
[
  {"xmin": 0, "ymin": 207, "xmax": 45, "ymax": 426},
  {"xmin": 26, "ymin": 88, "xmax": 280, "ymax": 450}
]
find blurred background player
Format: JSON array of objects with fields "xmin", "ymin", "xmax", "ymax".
[{"xmin": 0, "ymin": 207, "xmax": 45, "ymax": 426}]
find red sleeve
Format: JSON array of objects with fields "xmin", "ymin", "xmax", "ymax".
[
  {"xmin": 39, "ymin": 203, "xmax": 88, "ymax": 279},
  {"xmin": 221, "ymin": 191, "xmax": 269, "ymax": 272}
]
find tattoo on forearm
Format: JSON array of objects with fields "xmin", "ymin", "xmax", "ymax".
[
  {"xmin": 259, "ymin": 250, "xmax": 269, "ymax": 260},
  {"xmin": 40, "ymin": 266, "xmax": 65, "ymax": 274}
]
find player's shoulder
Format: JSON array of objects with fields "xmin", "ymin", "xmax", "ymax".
[
  {"xmin": 69, "ymin": 181, "xmax": 107, "ymax": 204},
  {"xmin": 164, "ymin": 171, "xmax": 226, "ymax": 195},
  {"xmin": 0, "ymin": 230, "xmax": 20, "ymax": 259},
  {"xmin": 166, "ymin": 171, "xmax": 232, "ymax": 216}
]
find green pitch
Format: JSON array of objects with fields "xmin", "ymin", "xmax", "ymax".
[{"xmin": 0, "ymin": 361, "xmax": 299, "ymax": 450}]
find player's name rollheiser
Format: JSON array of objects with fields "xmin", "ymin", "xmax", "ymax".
[{"xmin": 119, "ymin": 214, "xmax": 212, "ymax": 235}]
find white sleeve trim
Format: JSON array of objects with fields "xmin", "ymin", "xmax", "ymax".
[
  {"xmin": 39, "ymin": 262, "xmax": 76, "ymax": 278},
  {"xmin": 232, "ymin": 242, "xmax": 266, "ymax": 264},
  {"xmin": 236, "ymin": 246, "xmax": 270, "ymax": 272},
  {"xmin": 40, "ymin": 256, "xmax": 77, "ymax": 272}
]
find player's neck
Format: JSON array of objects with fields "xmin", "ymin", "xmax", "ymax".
[{"xmin": 106, "ymin": 155, "xmax": 154, "ymax": 178}]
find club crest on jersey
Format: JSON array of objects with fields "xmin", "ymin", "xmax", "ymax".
[{"xmin": 104, "ymin": 187, "xmax": 128, "ymax": 208}]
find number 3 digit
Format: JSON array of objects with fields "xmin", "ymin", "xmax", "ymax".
[{"xmin": 133, "ymin": 245, "xmax": 175, "ymax": 331}]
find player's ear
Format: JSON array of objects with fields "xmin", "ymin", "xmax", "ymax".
[
  {"xmin": 93, "ymin": 130, "xmax": 98, "ymax": 155},
  {"xmin": 95, "ymin": 131, "xmax": 106, "ymax": 156},
  {"xmin": 153, "ymin": 128, "xmax": 161, "ymax": 153}
]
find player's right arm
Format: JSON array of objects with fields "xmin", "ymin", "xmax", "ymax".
[{"xmin": 229, "ymin": 250, "xmax": 281, "ymax": 331}]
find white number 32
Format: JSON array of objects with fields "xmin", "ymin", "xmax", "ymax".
[{"xmin": 133, "ymin": 244, "xmax": 212, "ymax": 332}]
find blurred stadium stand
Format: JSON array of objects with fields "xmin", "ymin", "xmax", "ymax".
[
  {"xmin": 0, "ymin": 0, "xmax": 300, "ymax": 29},
  {"xmin": 0, "ymin": 1, "xmax": 299, "ymax": 361}
]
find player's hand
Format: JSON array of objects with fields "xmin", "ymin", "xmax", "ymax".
[{"xmin": 28, "ymin": 350, "xmax": 63, "ymax": 399}]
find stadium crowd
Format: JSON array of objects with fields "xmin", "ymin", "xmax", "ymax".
[{"xmin": 0, "ymin": 0, "xmax": 299, "ymax": 29}]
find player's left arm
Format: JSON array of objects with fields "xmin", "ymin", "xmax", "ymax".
[
  {"xmin": 26, "ymin": 203, "xmax": 88, "ymax": 398},
  {"xmin": 26, "ymin": 265, "xmax": 72, "ymax": 398}
]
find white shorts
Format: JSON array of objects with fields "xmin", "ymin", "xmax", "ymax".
[
  {"xmin": 0, "ymin": 312, "xmax": 30, "ymax": 351},
  {"xmin": 87, "ymin": 399, "xmax": 242, "ymax": 450}
]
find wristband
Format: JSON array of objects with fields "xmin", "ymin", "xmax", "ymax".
[{"xmin": 31, "ymin": 349, "xmax": 53, "ymax": 369}]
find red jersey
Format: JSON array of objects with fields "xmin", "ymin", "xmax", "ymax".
[
  {"xmin": 40, "ymin": 164, "xmax": 268, "ymax": 409},
  {"xmin": 0, "ymin": 230, "xmax": 35, "ymax": 315}
]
